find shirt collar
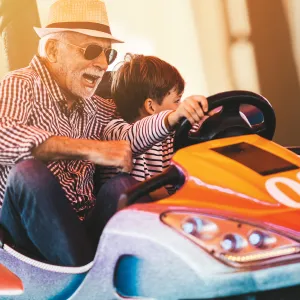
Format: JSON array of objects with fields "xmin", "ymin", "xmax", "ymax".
[{"xmin": 30, "ymin": 55, "xmax": 66, "ymax": 104}]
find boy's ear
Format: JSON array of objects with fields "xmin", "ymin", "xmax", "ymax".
[{"xmin": 144, "ymin": 98, "xmax": 156, "ymax": 115}]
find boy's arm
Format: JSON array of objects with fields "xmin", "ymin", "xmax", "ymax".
[
  {"xmin": 103, "ymin": 110, "xmax": 173, "ymax": 157},
  {"xmin": 103, "ymin": 95, "xmax": 209, "ymax": 157}
]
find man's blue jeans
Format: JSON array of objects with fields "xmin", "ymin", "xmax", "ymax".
[{"xmin": 0, "ymin": 159, "xmax": 147, "ymax": 266}]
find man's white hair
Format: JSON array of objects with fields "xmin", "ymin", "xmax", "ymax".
[{"xmin": 38, "ymin": 32, "xmax": 74, "ymax": 58}]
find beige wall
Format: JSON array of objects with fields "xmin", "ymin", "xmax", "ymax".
[
  {"xmin": 190, "ymin": 0, "xmax": 234, "ymax": 94},
  {"xmin": 191, "ymin": 0, "xmax": 300, "ymax": 146},
  {"xmin": 0, "ymin": 36, "xmax": 9, "ymax": 78},
  {"xmin": 0, "ymin": 0, "xmax": 40, "ymax": 76},
  {"xmin": 102, "ymin": 0, "xmax": 209, "ymax": 97},
  {"xmin": 283, "ymin": 0, "xmax": 300, "ymax": 83}
]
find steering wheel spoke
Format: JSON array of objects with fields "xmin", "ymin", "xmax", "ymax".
[{"xmin": 223, "ymin": 102, "xmax": 240, "ymax": 114}]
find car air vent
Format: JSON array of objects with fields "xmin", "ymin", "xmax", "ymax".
[{"xmin": 211, "ymin": 142, "xmax": 299, "ymax": 176}]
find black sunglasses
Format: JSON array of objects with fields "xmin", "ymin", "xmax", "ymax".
[{"xmin": 56, "ymin": 41, "xmax": 118, "ymax": 65}]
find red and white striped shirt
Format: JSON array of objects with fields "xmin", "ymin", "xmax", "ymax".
[
  {"xmin": 0, "ymin": 55, "xmax": 171, "ymax": 216},
  {"xmin": 102, "ymin": 117, "xmax": 174, "ymax": 192}
]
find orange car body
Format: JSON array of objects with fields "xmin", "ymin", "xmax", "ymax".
[{"xmin": 141, "ymin": 134, "xmax": 300, "ymax": 234}]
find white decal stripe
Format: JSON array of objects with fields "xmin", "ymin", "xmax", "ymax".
[{"xmin": 265, "ymin": 172, "xmax": 300, "ymax": 208}]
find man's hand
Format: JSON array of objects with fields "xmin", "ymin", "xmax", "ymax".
[
  {"xmin": 86, "ymin": 140, "xmax": 132, "ymax": 173},
  {"xmin": 166, "ymin": 95, "xmax": 209, "ymax": 129},
  {"xmin": 33, "ymin": 137, "xmax": 133, "ymax": 173}
]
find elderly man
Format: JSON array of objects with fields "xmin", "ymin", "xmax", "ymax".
[
  {"xmin": 0, "ymin": 0, "xmax": 138, "ymax": 267},
  {"xmin": 0, "ymin": 0, "xmax": 209, "ymax": 267}
]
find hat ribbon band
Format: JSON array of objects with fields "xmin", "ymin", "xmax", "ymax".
[{"xmin": 46, "ymin": 22, "xmax": 111, "ymax": 34}]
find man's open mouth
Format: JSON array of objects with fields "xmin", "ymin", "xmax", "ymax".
[{"xmin": 83, "ymin": 73, "xmax": 101, "ymax": 85}]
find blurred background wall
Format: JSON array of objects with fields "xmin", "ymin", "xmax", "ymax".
[
  {"xmin": 0, "ymin": 0, "xmax": 40, "ymax": 74},
  {"xmin": 0, "ymin": 0, "xmax": 300, "ymax": 146}
]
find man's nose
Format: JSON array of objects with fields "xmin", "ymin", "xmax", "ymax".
[{"xmin": 93, "ymin": 51, "xmax": 108, "ymax": 71}]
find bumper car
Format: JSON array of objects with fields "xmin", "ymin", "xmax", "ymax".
[{"xmin": 2, "ymin": 90, "xmax": 300, "ymax": 300}]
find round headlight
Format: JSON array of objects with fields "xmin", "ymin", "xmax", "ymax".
[
  {"xmin": 181, "ymin": 217, "xmax": 218, "ymax": 240},
  {"xmin": 249, "ymin": 231, "xmax": 264, "ymax": 247},
  {"xmin": 181, "ymin": 217, "xmax": 203, "ymax": 235},
  {"xmin": 248, "ymin": 230, "xmax": 277, "ymax": 248},
  {"xmin": 221, "ymin": 234, "xmax": 247, "ymax": 252}
]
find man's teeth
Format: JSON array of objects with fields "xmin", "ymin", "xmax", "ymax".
[
  {"xmin": 86, "ymin": 77, "xmax": 95, "ymax": 84},
  {"xmin": 84, "ymin": 74, "xmax": 100, "ymax": 84}
]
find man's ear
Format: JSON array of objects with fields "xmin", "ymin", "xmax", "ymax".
[
  {"xmin": 45, "ymin": 39, "xmax": 58, "ymax": 63},
  {"xmin": 144, "ymin": 98, "xmax": 156, "ymax": 115}
]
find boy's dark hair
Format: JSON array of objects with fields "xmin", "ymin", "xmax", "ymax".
[{"xmin": 111, "ymin": 53, "xmax": 185, "ymax": 123}]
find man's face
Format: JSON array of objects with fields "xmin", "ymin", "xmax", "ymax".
[{"xmin": 53, "ymin": 32, "xmax": 111, "ymax": 99}]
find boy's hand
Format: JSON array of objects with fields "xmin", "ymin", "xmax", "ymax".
[{"xmin": 166, "ymin": 95, "xmax": 209, "ymax": 129}]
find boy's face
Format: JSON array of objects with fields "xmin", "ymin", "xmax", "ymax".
[{"xmin": 153, "ymin": 87, "xmax": 182, "ymax": 113}]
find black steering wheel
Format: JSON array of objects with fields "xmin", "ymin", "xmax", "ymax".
[{"xmin": 173, "ymin": 90, "xmax": 276, "ymax": 152}]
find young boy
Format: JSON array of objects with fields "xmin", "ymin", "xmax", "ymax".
[{"xmin": 102, "ymin": 54, "xmax": 208, "ymax": 198}]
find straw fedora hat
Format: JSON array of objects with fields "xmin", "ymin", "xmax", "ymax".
[{"xmin": 34, "ymin": 0, "xmax": 123, "ymax": 43}]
